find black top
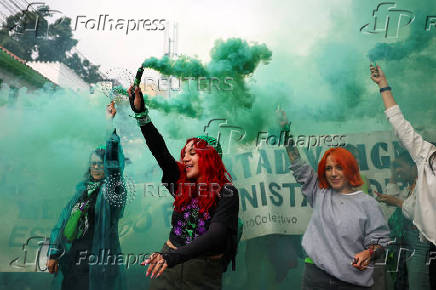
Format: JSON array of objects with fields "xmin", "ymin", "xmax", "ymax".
[{"xmin": 140, "ymin": 122, "xmax": 239, "ymax": 270}]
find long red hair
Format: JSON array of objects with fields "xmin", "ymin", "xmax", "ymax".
[
  {"xmin": 173, "ymin": 138, "xmax": 231, "ymax": 213},
  {"xmin": 317, "ymin": 147, "xmax": 363, "ymax": 189}
]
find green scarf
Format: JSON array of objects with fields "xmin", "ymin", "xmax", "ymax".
[{"xmin": 63, "ymin": 181, "xmax": 101, "ymax": 242}]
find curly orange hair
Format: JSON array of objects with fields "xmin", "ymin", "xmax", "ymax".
[{"xmin": 317, "ymin": 147, "xmax": 363, "ymax": 189}]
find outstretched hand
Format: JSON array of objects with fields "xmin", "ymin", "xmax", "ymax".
[
  {"xmin": 127, "ymin": 85, "xmax": 146, "ymax": 113},
  {"xmin": 276, "ymin": 108, "xmax": 290, "ymax": 130},
  {"xmin": 106, "ymin": 101, "xmax": 117, "ymax": 119},
  {"xmin": 374, "ymin": 191, "xmax": 403, "ymax": 207}
]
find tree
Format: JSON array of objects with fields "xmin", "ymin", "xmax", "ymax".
[{"xmin": 0, "ymin": 5, "xmax": 103, "ymax": 83}]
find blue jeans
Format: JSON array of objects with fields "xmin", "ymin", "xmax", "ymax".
[
  {"xmin": 301, "ymin": 263, "xmax": 371, "ymax": 290},
  {"xmin": 404, "ymin": 228, "xmax": 431, "ymax": 290}
]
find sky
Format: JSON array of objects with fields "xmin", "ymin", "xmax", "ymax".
[{"xmin": 41, "ymin": 0, "xmax": 341, "ymax": 73}]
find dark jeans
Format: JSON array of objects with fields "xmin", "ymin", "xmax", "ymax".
[
  {"xmin": 149, "ymin": 243, "xmax": 223, "ymax": 290},
  {"xmin": 302, "ymin": 263, "xmax": 371, "ymax": 290},
  {"xmin": 430, "ymin": 243, "xmax": 436, "ymax": 289},
  {"xmin": 60, "ymin": 237, "xmax": 92, "ymax": 290}
]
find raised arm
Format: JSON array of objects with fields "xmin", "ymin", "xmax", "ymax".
[
  {"xmin": 104, "ymin": 107, "xmax": 124, "ymax": 179},
  {"xmin": 278, "ymin": 109, "xmax": 301, "ymax": 162},
  {"xmin": 128, "ymin": 86, "xmax": 180, "ymax": 193},
  {"xmin": 370, "ymin": 65, "xmax": 396, "ymax": 110},
  {"xmin": 370, "ymin": 65, "xmax": 436, "ymax": 163},
  {"xmin": 278, "ymin": 110, "xmax": 318, "ymax": 205}
]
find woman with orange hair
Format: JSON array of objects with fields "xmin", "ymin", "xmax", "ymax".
[
  {"xmin": 279, "ymin": 113, "xmax": 390, "ymax": 289},
  {"xmin": 128, "ymin": 86, "xmax": 239, "ymax": 290}
]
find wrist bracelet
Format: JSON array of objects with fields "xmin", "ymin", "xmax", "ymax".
[
  {"xmin": 131, "ymin": 110, "xmax": 151, "ymax": 126},
  {"xmin": 379, "ymin": 86, "xmax": 391, "ymax": 93},
  {"xmin": 133, "ymin": 110, "xmax": 148, "ymax": 119},
  {"xmin": 367, "ymin": 247, "xmax": 375, "ymax": 257},
  {"xmin": 136, "ymin": 115, "xmax": 151, "ymax": 126}
]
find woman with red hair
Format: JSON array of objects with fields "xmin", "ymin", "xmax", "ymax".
[
  {"xmin": 128, "ymin": 86, "xmax": 239, "ymax": 290},
  {"xmin": 279, "ymin": 112, "xmax": 390, "ymax": 289}
]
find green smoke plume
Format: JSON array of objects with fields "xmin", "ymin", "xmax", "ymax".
[{"xmin": 119, "ymin": 38, "xmax": 273, "ymax": 142}]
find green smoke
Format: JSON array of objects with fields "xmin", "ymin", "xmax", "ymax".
[
  {"xmin": 120, "ymin": 38, "xmax": 273, "ymax": 142},
  {"xmin": 365, "ymin": 2, "xmax": 436, "ymax": 126},
  {"xmin": 2, "ymin": 2, "xmax": 436, "ymax": 288},
  {"xmin": 368, "ymin": 10, "xmax": 436, "ymax": 62},
  {"xmin": 142, "ymin": 55, "xmax": 208, "ymax": 78}
]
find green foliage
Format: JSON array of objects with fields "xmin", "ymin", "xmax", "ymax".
[{"xmin": 0, "ymin": 5, "xmax": 102, "ymax": 83}]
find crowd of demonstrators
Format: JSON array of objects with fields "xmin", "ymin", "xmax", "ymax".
[
  {"xmin": 44, "ymin": 64, "xmax": 436, "ymax": 290},
  {"xmin": 47, "ymin": 102, "xmax": 127, "ymax": 290},
  {"xmin": 370, "ymin": 65, "xmax": 436, "ymax": 289},
  {"xmin": 129, "ymin": 86, "xmax": 240, "ymax": 290}
]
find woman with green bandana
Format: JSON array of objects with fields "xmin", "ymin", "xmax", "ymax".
[
  {"xmin": 46, "ymin": 102, "xmax": 127, "ymax": 290},
  {"xmin": 128, "ymin": 85, "xmax": 239, "ymax": 290}
]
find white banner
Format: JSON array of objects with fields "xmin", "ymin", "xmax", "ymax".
[{"xmin": 224, "ymin": 130, "xmax": 433, "ymax": 240}]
